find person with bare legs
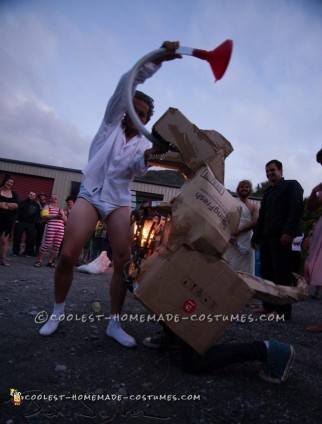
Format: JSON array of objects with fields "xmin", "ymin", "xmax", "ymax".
[
  {"xmin": 39, "ymin": 41, "xmax": 181, "ymax": 347},
  {"xmin": 34, "ymin": 194, "xmax": 66, "ymax": 268}
]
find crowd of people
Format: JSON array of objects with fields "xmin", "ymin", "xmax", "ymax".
[
  {"xmin": 0, "ymin": 181, "xmax": 111, "ymax": 268},
  {"xmin": 0, "ymin": 174, "xmax": 114, "ymax": 268},
  {"xmin": 1, "ymin": 40, "xmax": 321, "ymax": 384},
  {"xmin": 224, "ymin": 154, "xmax": 322, "ymax": 331}
]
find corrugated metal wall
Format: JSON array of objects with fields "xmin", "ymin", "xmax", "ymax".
[
  {"xmin": 1, "ymin": 159, "xmax": 261, "ymax": 212},
  {"xmin": 1, "ymin": 159, "xmax": 181, "ymax": 209},
  {"xmin": 0, "ymin": 159, "xmax": 82, "ymax": 208},
  {"xmin": 0, "ymin": 172, "xmax": 54, "ymax": 201}
]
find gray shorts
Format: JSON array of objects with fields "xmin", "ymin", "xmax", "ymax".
[{"xmin": 77, "ymin": 186, "xmax": 121, "ymax": 221}]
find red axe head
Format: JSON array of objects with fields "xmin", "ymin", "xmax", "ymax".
[{"xmin": 193, "ymin": 39, "xmax": 233, "ymax": 81}]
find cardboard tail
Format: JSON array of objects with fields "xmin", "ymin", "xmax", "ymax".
[{"xmin": 236, "ymin": 272, "xmax": 309, "ymax": 305}]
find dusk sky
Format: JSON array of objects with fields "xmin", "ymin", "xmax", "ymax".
[{"xmin": 1, "ymin": 0, "xmax": 322, "ymax": 196}]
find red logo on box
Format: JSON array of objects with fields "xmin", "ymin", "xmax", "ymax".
[{"xmin": 183, "ymin": 299, "xmax": 196, "ymax": 314}]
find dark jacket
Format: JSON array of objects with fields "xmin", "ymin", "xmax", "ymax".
[
  {"xmin": 253, "ymin": 178, "xmax": 303, "ymax": 240},
  {"xmin": 17, "ymin": 198, "xmax": 41, "ymax": 224}
]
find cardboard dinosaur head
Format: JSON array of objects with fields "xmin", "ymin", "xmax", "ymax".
[{"xmin": 149, "ymin": 108, "xmax": 233, "ymax": 183}]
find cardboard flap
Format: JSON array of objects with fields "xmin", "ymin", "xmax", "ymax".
[
  {"xmin": 206, "ymin": 151, "xmax": 225, "ymax": 183},
  {"xmin": 200, "ymin": 129, "xmax": 233, "ymax": 158},
  {"xmin": 167, "ymin": 165, "xmax": 241, "ymax": 255},
  {"xmin": 237, "ymin": 272, "xmax": 309, "ymax": 304},
  {"xmin": 152, "ymin": 108, "xmax": 233, "ymax": 179}
]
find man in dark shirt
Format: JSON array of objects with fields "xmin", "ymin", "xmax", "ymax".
[
  {"xmin": 12, "ymin": 191, "xmax": 40, "ymax": 257},
  {"xmin": 252, "ymin": 159, "xmax": 304, "ymax": 320}
]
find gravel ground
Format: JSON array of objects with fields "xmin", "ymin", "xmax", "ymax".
[{"xmin": 1, "ymin": 254, "xmax": 322, "ymax": 424}]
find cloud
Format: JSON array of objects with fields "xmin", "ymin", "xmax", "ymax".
[
  {"xmin": 0, "ymin": 96, "xmax": 90, "ymax": 168},
  {"xmin": 0, "ymin": 8, "xmax": 90, "ymax": 168}
]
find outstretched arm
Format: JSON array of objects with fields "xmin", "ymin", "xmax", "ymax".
[
  {"xmin": 152, "ymin": 41, "xmax": 182, "ymax": 65},
  {"xmin": 103, "ymin": 41, "xmax": 181, "ymax": 125}
]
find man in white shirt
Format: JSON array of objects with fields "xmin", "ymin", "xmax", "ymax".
[{"xmin": 39, "ymin": 41, "xmax": 181, "ymax": 347}]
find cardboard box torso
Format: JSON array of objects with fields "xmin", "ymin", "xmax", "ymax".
[
  {"xmin": 134, "ymin": 245, "xmax": 254, "ymax": 355},
  {"xmin": 167, "ymin": 165, "xmax": 242, "ymax": 256}
]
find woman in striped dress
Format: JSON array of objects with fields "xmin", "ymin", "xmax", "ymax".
[{"xmin": 34, "ymin": 194, "xmax": 67, "ymax": 267}]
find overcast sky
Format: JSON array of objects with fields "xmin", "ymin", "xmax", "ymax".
[{"xmin": 1, "ymin": 0, "xmax": 321, "ymax": 196}]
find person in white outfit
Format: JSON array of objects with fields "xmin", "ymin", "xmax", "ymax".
[
  {"xmin": 39, "ymin": 41, "xmax": 181, "ymax": 347},
  {"xmin": 226, "ymin": 180, "xmax": 259, "ymax": 274}
]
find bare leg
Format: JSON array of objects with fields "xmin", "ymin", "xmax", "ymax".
[
  {"xmin": 39, "ymin": 198, "xmax": 99, "ymax": 335},
  {"xmin": 54, "ymin": 198, "xmax": 99, "ymax": 302},
  {"xmin": 48, "ymin": 250, "xmax": 58, "ymax": 264},
  {"xmin": 0, "ymin": 233, "xmax": 10, "ymax": 265},
  {"xmin": 35, "ymin": 251, "xmax": 46, "ymax": 265},
  {"xmin": 105, "ymin": 206, "xmax": 136, "ymax": 347}
]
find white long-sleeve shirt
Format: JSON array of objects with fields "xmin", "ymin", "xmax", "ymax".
[{"xmin": 82, "ymin": 61, "xmax": 161, "ymax": 205}]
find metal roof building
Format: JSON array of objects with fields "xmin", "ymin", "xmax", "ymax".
[{"xmin": 0, "ymin": 158, "xmax": 184, "ymax": 208}]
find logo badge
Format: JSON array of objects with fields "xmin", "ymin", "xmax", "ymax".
[{"xmin": 183, "ymin": 299, "xmax": 196, "ymax": 314}]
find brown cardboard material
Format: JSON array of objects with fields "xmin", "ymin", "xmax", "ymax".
[
  {"xmin": 150, "ymin": 108, "xmax": 233, "ymax": 183},
  {"xmin": 236, "ymin": 272, "xmax": 309, "ymax": 304},
  {"xmin": 206, "ymin": 151, "xmax": 226, "ymax": 184},
  {"xmin": 166, "ymin": 165, "xmax": 241, "ymax": 255},
  {"xmin": 131, "ymin": 107, "xmax": 309, "ymax": 356},
  {"xmin": 134, "ymin": 246, "xmax": 254, "ymax": 355}
]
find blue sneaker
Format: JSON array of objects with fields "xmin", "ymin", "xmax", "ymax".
[{"xmin": 259, "ymin": 339, "xmax": 295, "ymax": 384}]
